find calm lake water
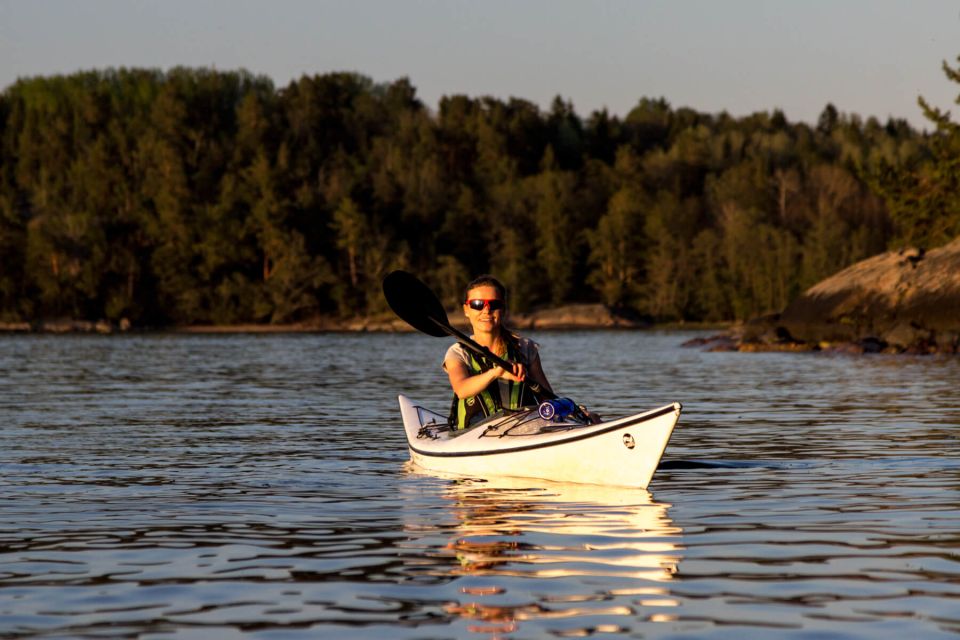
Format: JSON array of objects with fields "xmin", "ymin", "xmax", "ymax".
[{"xmin": 2, "ymin": 331, "xmax": 959, "ymax": 639}]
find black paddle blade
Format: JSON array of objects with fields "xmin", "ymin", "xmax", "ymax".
[{"xmin": 382, "ymin": 270, "xmax": 451, "ymax": 337}]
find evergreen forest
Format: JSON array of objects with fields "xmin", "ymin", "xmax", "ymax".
[{"xmin": 1, "ymin": 62, "xmax": 959, "ymax": 326}]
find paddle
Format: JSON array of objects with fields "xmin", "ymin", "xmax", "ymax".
[
  {"xmin": 382, "ymin": 270, "xmax": 516, "ymax": 369},
  {"xmin": 382, "ymin": 269, "xmax": 558, "ymax": 404}
]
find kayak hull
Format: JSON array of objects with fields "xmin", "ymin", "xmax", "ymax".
[{"xmin": 399, "ymin": 395, "xmax": 681, "ymax": 489}]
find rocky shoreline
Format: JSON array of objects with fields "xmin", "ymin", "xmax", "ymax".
[
  {"xmin": 0, "ymin": 303, "xmax": 653, "ymax": 335},
  {"xmin": 688, "ymin": 238, "xmax": 960, "ymax": 356}
]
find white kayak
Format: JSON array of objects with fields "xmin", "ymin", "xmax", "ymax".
[{"xmin": 398, "ymin": 395, "xmax": 681, "ymax": 489}]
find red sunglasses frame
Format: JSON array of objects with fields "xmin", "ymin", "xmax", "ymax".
[{"xmin": 465, "ymin": 298, "xmax": 505, "ymax": 312}]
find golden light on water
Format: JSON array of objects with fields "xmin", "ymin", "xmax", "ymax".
[{"xmin": 407, "ymin": 474, "xmax": 684, "ymax": 635}]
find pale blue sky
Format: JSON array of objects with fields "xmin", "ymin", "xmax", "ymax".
[{"xmin": 1, "ymin": 0, "xmax": 958, "ymax": 129}]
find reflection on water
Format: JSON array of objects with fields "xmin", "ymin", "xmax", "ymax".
[
  {"xmin": 405, "ymin": 474, "xmax": 681, "ymax": 637},
  {"xmin": 2, "ymin": 332, "xmax": 960, "ymax": 638}
]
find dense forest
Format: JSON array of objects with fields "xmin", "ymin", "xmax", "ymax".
[{"xmin": 1, "ymin": 62, "xmax": 958, "ymax": 326}]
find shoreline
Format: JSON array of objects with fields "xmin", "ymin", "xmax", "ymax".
[
  {"xmin": 682, "ymin": 322, "xmax": 960, "ymax": 356},
  {"xmin": 0, "ymin": 306, "xmax": 728, "ymax": 335}
]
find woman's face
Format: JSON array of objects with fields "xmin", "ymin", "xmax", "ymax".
[{"xmin": 463, "ymin": 285, "xmax": 504, "ymax": 334}]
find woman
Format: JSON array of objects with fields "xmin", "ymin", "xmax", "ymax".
[{"xmin": 444, "ymin": 275, "xmax": 554, "ymax": 430}]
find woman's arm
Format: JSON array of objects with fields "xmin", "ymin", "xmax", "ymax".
[{"xmin": 445, "ymin": 353, "xmax": 526, "ymax": 399}]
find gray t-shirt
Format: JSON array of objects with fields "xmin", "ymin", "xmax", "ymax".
[{"xmin": 442, "ymin": 337, "xmax": 542, "ymax": 406}]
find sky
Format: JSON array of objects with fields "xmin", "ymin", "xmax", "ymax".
[{"xmin": 1, "ymin": 0, "xmax": 958, "ymax": 130}]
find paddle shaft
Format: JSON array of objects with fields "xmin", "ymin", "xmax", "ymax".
[{"xmin": 428, "ymin": 317, "xmax": 513, "ymax": 369}]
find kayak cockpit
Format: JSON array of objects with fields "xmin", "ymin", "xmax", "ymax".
[{"xmin": 414, "ymin": 404, "xmax": 590, "ymax": 442}]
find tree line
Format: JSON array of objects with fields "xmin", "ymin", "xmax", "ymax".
[{"xmin": 1, "ymin": 63, "xmax": 957, "ymax": 326}]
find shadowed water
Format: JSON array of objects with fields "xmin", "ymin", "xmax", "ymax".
[{"xmin": 2, "ymin": 332, "xmax": 959, "ymax": 638}]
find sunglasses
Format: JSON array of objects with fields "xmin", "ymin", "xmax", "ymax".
[{"xmin": 466, "ymin": 298, "xmax": 505, "ymax": 312}]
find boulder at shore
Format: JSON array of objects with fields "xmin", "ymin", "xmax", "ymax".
[{"xmin": 737, "ymin": 237, "xmax": 960, "ymax": 354}]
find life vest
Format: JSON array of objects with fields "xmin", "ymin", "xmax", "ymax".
[{"xmin": 448, "ymin": 338, "xmax": 545, "ymax": 430}]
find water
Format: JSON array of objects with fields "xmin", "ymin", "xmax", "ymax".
[{"xmin": 2, "ymin": 331, "xmax": 959, "ymax": 639}]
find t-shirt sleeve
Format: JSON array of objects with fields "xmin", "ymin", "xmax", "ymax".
[{"xmin": 442, "ymin": 342, "xmax": 468, "ymax": 371}]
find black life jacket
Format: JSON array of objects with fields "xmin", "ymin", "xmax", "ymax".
[{"xmin": 448, "ymin": 337, "xmax": 545, "ymax": 430}]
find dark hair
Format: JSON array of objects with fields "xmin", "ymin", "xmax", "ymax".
[{"xmin": 463, "ymin": 274, "xmax": 507, "ymax": 305}]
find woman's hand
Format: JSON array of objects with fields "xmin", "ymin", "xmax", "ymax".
[{"xmin": 492, "ymin": 362, "xmax": 526, "ymax": 382}]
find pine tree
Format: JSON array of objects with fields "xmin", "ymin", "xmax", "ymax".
[{"xmin": 870, "ymin": 56, "xmax": 960, "ymax": 248}]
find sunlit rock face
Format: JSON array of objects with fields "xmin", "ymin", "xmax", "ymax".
[{"xmin": 776, "ymin": 237, "xmax": 960, "ymax": 353}]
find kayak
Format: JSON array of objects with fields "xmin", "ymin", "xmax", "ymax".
[{"xmin": 398, "ymin": 395, "xmax": 681, "ymax": 489}]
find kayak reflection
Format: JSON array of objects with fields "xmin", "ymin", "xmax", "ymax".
[
  {"xmin": 436, "ymin": 475, "xmax": 681, "ymax": 580},
  {"xmin": 408, "ymin": 470, "xmax": 683, "ymax": 636}
]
